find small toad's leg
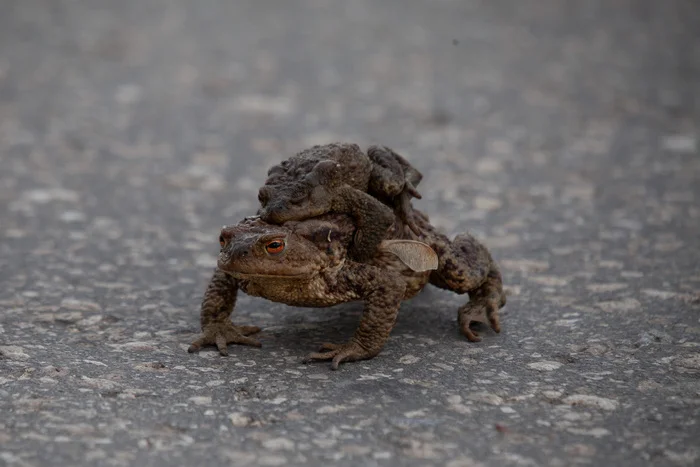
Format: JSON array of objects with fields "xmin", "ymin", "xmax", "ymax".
[
  {"xmin": 366, "ymin": 145, "xmax": 423, "ymax": 235},
  {"xmin": 188, "ymin": 269, "xmax": 262, "ymax": 356},
  {"xmin": 304, "ymin": 263, "xmax": 405, "ymax": 369},
  {"xmin": 331, "ymin": 187, "xmax": 395, "ymax": 262},
  {"xmin": 429, "ymin": 232, "xmax": 506, "ymax": 342},
  {"xmin": 457, "ymin": 267, "xmax": 505, "ymax": 342}
]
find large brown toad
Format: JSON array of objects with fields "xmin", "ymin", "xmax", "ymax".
[
  {"xmin": 256, "ymin": 142, "xmax": 423, "ymax": 262},
  {"xmin": 188, "ymin": 209, "xmax": 506, "ymax": 370}
]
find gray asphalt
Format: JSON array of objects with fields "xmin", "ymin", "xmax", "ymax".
[{"xmin": 1, "ymin": 1, "xmax": 699, "ymax": 466}]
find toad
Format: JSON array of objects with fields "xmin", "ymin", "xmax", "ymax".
[
  {"xmin": 256, "ymin": 142, "xmax": 423, "ymax": 262},
  {"xmin": 188, "ymin": 209, "xmax": 506, "ymax": 369}
]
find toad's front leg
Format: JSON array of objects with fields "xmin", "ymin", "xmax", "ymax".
[
  {"xmin": 304, "ymin": 263, "xmax": 406, "ymax": 370},
  {"xmin": 331, "ymin": 187, "xmax": 395, "ymax": 262},
  {"xmin": 187, "ymin": 269, "xmax": 262, "ymax": 356}
]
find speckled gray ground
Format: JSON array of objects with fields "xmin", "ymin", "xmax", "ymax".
[{"xmin": 1, "ymin": 1, "xmax": 699, "ymax": 466}]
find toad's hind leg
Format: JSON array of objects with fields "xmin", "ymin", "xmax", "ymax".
[
  {"xmin": 429, "ymin": 232, "xmax": 506, "ymax": 342},
  {"xmin": 456, "ymin": 267, "xmax": 505, "ymax": 342},
  {"xmin": 366, "ymin": 145, "xmax": 423, "ymax": 234}
]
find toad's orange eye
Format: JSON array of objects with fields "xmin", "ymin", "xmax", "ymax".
[
  {"xmin": 219, "ymin": 234, "xmax": 225, "ymax": 248},
  {"xmin": 265, "ymin": 240, "xmax": 285, "ymax": 255}
]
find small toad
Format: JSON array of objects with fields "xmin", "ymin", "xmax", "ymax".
[
  {"xmin": 256, "ymin": 143, "xmax": 423, "ymax": 262},
  {"xmin": 188, "ymin": 208, "xmax": 506, "ymax": 369}
]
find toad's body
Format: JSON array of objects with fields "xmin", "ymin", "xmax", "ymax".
[
  {"xmin": 231, "ymin": 217, "xmax": 429, "ymax": 307},
  {"xmin": 189, "ymin": 209, "xmax": 505, "ymax": 369}
]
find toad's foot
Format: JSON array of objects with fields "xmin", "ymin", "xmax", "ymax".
[
  {"xmin": 188, "ymin": 321, "xmax": 262, "ymax": 356},
  {"xmin": 303, "ymin": 341, "xmax": 380, "ymax": 370},
  {"xmin": 458, "ymin": 285, "xmax": 506, "ymax": 342}
]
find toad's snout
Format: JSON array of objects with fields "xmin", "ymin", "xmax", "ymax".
[{"xmin": 217, "ymin": 229, "xmax": 256, "ymax": 268}]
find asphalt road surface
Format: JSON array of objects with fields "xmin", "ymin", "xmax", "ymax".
[{"xmin": 1, "ymin": 1, "xmax": 699, "ymax": 466}]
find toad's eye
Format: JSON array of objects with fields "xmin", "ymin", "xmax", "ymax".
[
  {"xmin": 219, "ymin": 234, "xmax": 226, "ymax": 248},
  {"xmin": 265, "ymin": 239, "xmax": 285, "ymax": 255}
]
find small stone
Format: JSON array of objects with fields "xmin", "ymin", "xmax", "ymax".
[
  {"xmin": 134, "ymin": 362, "xmax": 167, "ymax": 371},
  {"xmin": 675, "ymin": 354, "xmax": 700, "ymax": 369},
  {"xmin": 486, "ymin": 235, "xmax": 520, "ymax": 248},
  {"xmin": 664, "ymin": 449, "xmax": 700, "ymax": 464},
  {"xmin": 584, "ymin": 344, "xmax": 609, "ymax": 356},
  {"xmin": 115, "ymin": 84, "xmax": 142, "ymax": 104},
  {"xmin": 662, "ymin": 135, "xmax": 696, "ymax": 153},
  {"xmin": 637, "ymin": 380, "xmax": 663, "ymax": 392},
  {"xmin": 474, "ymin": 196, "xmax": 502, "ymax": 211},
  {"xmin": 542, "ymin": 390, "xmax": 562, "ymax": 401},
  {"xmin": 229, "ymin": 412, "xmax": 256, "ymax": 427},
  {"xmin": 528, "ymin": 361, "xmax": 562, "ymax": 371},
  {"xmin": 641, "ymin": 289, "xmax": 680, "ymax": 300},
  {"xmin": 60, "ymin": 298, "xmax": 101, "ymax": 312},
  {"xmin": 0, "ymin": 346, "xmax": 29, "ymax": 360},
  {"xmin": 586, "ymin": 283, "xmax": 628, "ymax": 293},
  {"xmin": 235, "ymin": 95, "xmax": 295, "ymax": 116},
  {"xmin": 257, "ymin": 455, "xmax": 288, "ymax": 466},
  {"xmin": 466, "ymin": 392, "xmax": 503, "ymax": 405},
  {"xmin": 566, "ymin": 427, "xmax": 611, "ymax": 437},
  {"xmin": 316, "ymin": 405, "xmax": 348, "ymax": 414},
  {"xmin": 59, "ymin": 210, "xmax": 86, "ymax": 222},
  {"xmin": 342, "ymin": 445, "xmax": 371, "ymax": 455},
  {"xmin": 84, "ymin": 360, "xmax": 109, "ymax": 367},
  {"xmin": 636, "ymin": 330, "xmax": 672, "ymax": 347},
  {"xmin": 565, "ymin": 443, "xmax": 597, "ymax": 456},
  {"xmin": 188, "ymin": 396, "xmax": 212, "ymax": 406},
  {"xmin": 24, "ymin": 188, "xmax": 79, "ymax": 204},
  {"xmin": 500, "ymin": 259, "xmax": 550, "ymax": 273},
  {"xmin": 475, "ymin": 158, "xmax": 503, "ymax": 174},
  {"xmin": 399, "ymin": 354, "xmax": 420, "ymax": 364},
  {"xmin": 596, "ymin": 298, "xmax": 641, "ymax": 313},
  {"xmin": 563, "ymin": 394, "xmax": 619, "ymax": 411},
  {"xmin": 447, "ymin": 458, "xmax": 486, "ymax": 467},
  {"xmin": 195, "ymin": 254, "xmax": 217, "ymax": 268},
  {"xmin": 562, "ymin": 410, "xmax": 592, "ymax": 422},
  {"xmin": 529, "ymin": 276, "xmax": 569, "ymax": 287},
  {"xmin": 261, "ymin": 438, "xmax": 295, "ymax": 451}
]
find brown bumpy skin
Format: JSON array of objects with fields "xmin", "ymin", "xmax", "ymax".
[
  {"xmin": 408, "ymin": 210, "xmax": 506, "ymax": 342},
  {"xmin": 188, "ymin": 206, "xmax": 506, "ymax": 369},
  {"xmin": 257, "ymin": 142, "xmax": 423, "ymax": 261}
]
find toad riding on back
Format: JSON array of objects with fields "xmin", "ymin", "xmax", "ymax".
[{"xmin": 188, "ymin": 143, "xmax": 506, "ymax": 369}]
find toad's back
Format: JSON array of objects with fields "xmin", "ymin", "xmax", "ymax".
[{"xmin": 266, "ymin": 142, "xmax": 372, "ymax": 191}]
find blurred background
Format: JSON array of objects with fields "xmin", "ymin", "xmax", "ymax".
[
  {"xmin": 2, "ymin": 0, "xmax": 697, "ymax": 241},
  {"xmin": 1, "ymin": 1, "xmax": 699, "ymax": 466}
]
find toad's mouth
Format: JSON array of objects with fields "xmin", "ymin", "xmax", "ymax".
[{"xmin": 221, "ymin": 270, "xmax": 315, "ymax": 280}]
